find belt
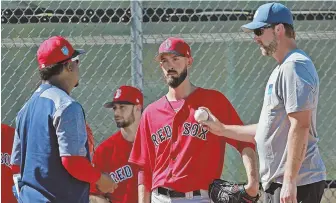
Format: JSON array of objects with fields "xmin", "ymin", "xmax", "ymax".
[
  {"xmin": 157, "ymin": 187, "xmax": 201, "ymax": 198},
  {"xmin": 264, "ymin": 183, "xmax": 282, "ymax": 195}
]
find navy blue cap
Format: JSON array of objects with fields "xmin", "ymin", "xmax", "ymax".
[{"xmin": 242, "ymin": 2, "xmax": 293, "ymax": 32}]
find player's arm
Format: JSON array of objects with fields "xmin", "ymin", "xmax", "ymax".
[
  {"xmin": 241, "ymin": 147, "xmax": 260, "ymax": 197},
  {"xmin": 129, "ymin": 112, "xmax": 153, "ymax": 203},
  {"xmin": 284, "ymin": 110, "xmax": 310, "ymax": 183},
  {"xmin": 224, "ymin": 101, "xmax": 259, "ymax": 197},
  {"xmin": 54, "ymin": 102, "xmax": 117, "ymax": 193},
  {"xmin": 89, "ymin": 144, "xmax": 112, "ymax": 197},
  {"xmin": 280, "ymin": 62, "xmax": 317, "ymax": 201},
  {"xmin": 138, "ymin": 170, "xmax": 151, "ymax": 203},
  {"xmin": 199, "ymin": 108, "xmax": 257, "ymax": 143},
  {"xmin": 206, "ymin": 94, "xmax": 259, "ymax": 196}
]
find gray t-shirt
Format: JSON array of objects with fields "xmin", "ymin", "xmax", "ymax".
[{"xmin": 255, "ymin": 49, "xmax": 326, "ymax": 190}]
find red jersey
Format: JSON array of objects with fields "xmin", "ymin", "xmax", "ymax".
[
  {"xmin": 129, "ymin": 88, "xmax": 255, "ymax": 192},
  {"xmin": 1, "ymin": 124, "xmax": 17, "ymax": 203},
  {"xmin": 90, "ymin": 131, "xmax": 138, "ymax": 203}
]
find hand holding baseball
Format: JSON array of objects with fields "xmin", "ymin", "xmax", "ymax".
[
  {"xmin": 197, "ymin": 107, "xmax": 224, "ymax": 136},
  {"xmin": 194, "ymin": 108, "xmax": 210, "ymax": 122}
]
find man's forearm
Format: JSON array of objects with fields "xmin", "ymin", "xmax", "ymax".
[
  {"xmin": 138, "ymin": 184, "xmax": 151, "ymax": 203},
  {"xmin": 221, "ymin": 124, "xmax": 258, "ymax": 142},
  {"xmin": 284, "ymin": 125, "xmax": 309, "ymax": 183},
  {"xmin": 242, "ymin": 147, "xmax": 260, "ymax": 195}
]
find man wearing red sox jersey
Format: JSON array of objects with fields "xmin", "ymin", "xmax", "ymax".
[
  {"xmin": 1, "ymin": 124, "xmax": 17, "ymax": 203},
  {"xmin": 90, "ymin": 86, "xmax": 143, "ymax": 203},
  {"xmin": 129, "ymin": 37, "xmax": 260, "ymax": 203}
]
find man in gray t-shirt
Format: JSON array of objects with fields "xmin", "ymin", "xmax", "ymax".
[{"xmin": 201, "ymin": 3, "xmax": 326, "ymax": 203}]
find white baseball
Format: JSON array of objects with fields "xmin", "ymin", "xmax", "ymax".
[{"xmin": 194, "ymin": 108, "xmax": 209, "ymax": 122}]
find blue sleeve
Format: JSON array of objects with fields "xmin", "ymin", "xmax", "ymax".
[
  {"xmin": 10, "ymin": 128, "xmax": 21, "ymax": 165},
  {"xmin": 53, "ymin": 102, "xmax": 88, "ymax": 157},
  {"xmin": 280, "ymin": 61, "xmax": 319, "ymax": 114}
]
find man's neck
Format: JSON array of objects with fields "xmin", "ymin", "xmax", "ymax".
[
  {"xmin": 121, "ymin": 123, "xmax": 137, "ymax": 143},
  {"xmin": 273, "ymin": 39, "xmax": 297, "ymax": 64},
  {"xmin": 166, "ymin": 79, "xmax": 197, "ymax": 101},
  {"xmin": 43, "ymin": 78, "xmax": 72, "ymax": 95}
]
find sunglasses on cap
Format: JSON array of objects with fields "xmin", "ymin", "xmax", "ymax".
[
  {"xmin": 59, "ymin": 55, "xmax": 80, "ymax": 65},
  {"xmin": 69, "ymin": 55, "xmax": 79, "ymax": 64}
]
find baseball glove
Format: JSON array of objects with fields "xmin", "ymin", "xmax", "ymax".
[{"xmin": 209, "ymin": 179, "xmax": 260, "ymax": 203}]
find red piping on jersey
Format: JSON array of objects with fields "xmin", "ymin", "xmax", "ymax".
[{"xmin": 10, "ymin": 164, "xmax": 20, "ymax": 174}]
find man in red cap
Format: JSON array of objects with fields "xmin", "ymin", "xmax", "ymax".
[
  {"xmin": 10, "ymin": 36, "xmax": 117, "ymax": 203},
  {"xmin": 129, "ymin": 37, "xmax": 260, "ymax": 202},
  {"xmin": 89, "ymin": 85, "xmax": 143, "ymax": 203}
]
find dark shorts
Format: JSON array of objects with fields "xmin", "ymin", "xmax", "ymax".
[{"xmin": 264, "ymin": 180, "xmax": 326, "ymax": 203}]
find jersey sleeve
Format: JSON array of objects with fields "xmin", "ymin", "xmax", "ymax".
[
  {"xmin": 53, "ymin": 102, "xmax": 88, "ymax": 157},
  {"xmin": 10, "ymin": 119, "xmax": 22, "ymax": 166},
  {"xmin": 279, "ymin": 61, "xmax": 318, "ymax": 114},
  {"xmin": 128, "ymin": 111, "xmax": 154, "ymax": 189},
  {"xmin": 217, "ymin": 93, "xmax": 255, "ymax": 153}
]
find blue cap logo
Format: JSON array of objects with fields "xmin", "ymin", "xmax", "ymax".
[{"xmin": 61, "ymin": 46, "xmax": 69, "ymax": 56}]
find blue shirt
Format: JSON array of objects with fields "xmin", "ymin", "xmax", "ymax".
[{"xmin": 11, "ymin": 84, "xmax": 90, "ymax": 203}]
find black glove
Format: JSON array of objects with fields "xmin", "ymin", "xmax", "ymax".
[{"xmin": 209, "ymin": 179, "xmax": 260, "ymax": 203}]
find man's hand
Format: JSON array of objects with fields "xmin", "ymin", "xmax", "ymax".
[
  {"xmin": 96, "ymin": 173, "xmax": 118, "ymax": 193},
  {"xmin": 280, "ymin": 181, "xmax": 297, "ymax": 203}
]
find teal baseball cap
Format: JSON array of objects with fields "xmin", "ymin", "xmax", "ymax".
[{"xmin": 242, "ymin": 2, "xmax": 293, "ymax": 33}]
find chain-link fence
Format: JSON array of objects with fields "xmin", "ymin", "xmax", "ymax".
[{"xmin": 1, "ymin": 1, "xmax": 336, "ymax": 202}]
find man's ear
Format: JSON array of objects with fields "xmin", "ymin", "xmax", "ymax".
[
  {"xmin": 187, "ymin": 57, "xmax": 194, "ymax": 67},
  {"xmin": 276, "ymin": 24, "xmax": 286, "ymax": 37},
  {"xmin": 136, "ymin": 104, "xmax": 142, "ymax": 112},
  {"xmin": 62, "ymin": 62, "xmax": 72, "ymax": 72}
]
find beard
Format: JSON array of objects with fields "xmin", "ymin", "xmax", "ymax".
[
  {"xmin": 260, "ymin": 33, "xmax": 278, "ymax": 56},
  {"xmin": 115, "ymin": 109, "xmax": 135, "ymax": 128},
  {"xmin": 164, "ymin": 66, "xmax": 188, "ymax": 88}
]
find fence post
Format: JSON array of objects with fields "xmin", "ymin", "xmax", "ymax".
[{"xmin": 130, "ymin": 0, "xmax": 144, "ymax": 91}]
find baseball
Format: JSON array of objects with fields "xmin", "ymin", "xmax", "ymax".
[{"xmin": 194, "ymin": 108, "xmax": 209, "ymax": 122}]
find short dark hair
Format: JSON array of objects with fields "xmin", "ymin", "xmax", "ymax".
[
  {"xmin": 39, "ymin": 63, "xmax": 65, "ymax": 80},
  {"xmin": 272, "ymin": 23, "xmax": 295, "ymax": 39},
  {"xmin": 283, "ymin": 23, "xmax": 295, "ymax": 39}
]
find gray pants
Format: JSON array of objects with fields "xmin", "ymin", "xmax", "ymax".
[{"xmin": 151, "ymin": 188, "xmax": 213, "ymax": 203}]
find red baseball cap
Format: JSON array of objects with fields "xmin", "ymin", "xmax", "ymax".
[
  {"xmin": 37, "ymin": 36, "xmax": 85, "ymax": 69},
  {"xmin": 155, "ymin": 37, "xmax": 192, "ymax": 61},
  {"xmin": 104, "ymin": 86, "xmax": 144, "ymax": 108}
]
